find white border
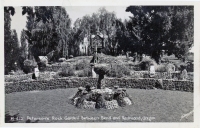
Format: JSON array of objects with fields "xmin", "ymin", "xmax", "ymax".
[{"xmin": 1, "ymin": 0, "xmax": 200, "ymax": 128}]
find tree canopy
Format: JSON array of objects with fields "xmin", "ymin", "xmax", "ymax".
[
  {"xmin": 125, "ymin": 6, "xmax": 193, "ymax": 63},
  {"xmin": 4, "ymin": 8, "xmax": 20, "ymax": 74},
  {"xmin": 4, "ymin": 6, "xmax": 194, "ymax": 74}
]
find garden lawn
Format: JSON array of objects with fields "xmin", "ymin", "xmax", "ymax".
[{"xmin": 5, "ymin": 88, "xmax": 193, "ymax": 123}]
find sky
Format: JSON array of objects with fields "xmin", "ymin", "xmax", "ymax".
[{"xmin": 10, "ymin": 6, "xmax": 132, "ymax": 45}]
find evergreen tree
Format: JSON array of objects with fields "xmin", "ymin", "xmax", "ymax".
[{"xmin": 4, "ymin": 8, "xmax": 20, "ymax": 74}]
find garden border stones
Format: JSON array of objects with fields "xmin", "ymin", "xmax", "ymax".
[{"xmin": 5, "ymin": 77, "xmax": 193, "ymax": 94}]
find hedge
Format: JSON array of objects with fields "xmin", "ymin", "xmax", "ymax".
[
  {"xmin": 45, "ymin": 66, "xmax": 61, "ymax": 72},
  {"xmin": 5, "ymin": 77, "xmax": 193, "ymax": 94}
]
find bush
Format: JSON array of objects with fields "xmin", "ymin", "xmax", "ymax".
[
  {"xmin": 23, "ymin": 60, "xmax": 37, "ymax": 74},
  {"xmin": 186, "ymin": 61, "xmax": 193, "ymax": 72},
  {"xmin": 165, "ymin": 63, "xmax": 175, "ymax": 72},
  {"xmin": 94, "ymin": 64, "xmax": 110, "ymax": 75},
  {"xmin": 76, "ymin": 68, "xmax": 91, "ymax": 77},
  {"xmin": 13, "ymin": 70, "xmax": 25, "ymax": 75},
  {"xmin": 75, "ymin": 60, "xmax": 90, "ymax": 70},
  {"xmin": 107, "ymin": 64, "xmax": 131, "ymax": 78},
  {"xmin": 61, "ymin": 62, "xmax": 73, "ymax": 67},
  {"xmin": 139, "ymin": 57, "xmax": 157, "ymax": 70},
  {"xmin": 58, "ymin": 66, "xmax": 75, "ymax": 77},
  {"xmin": 155, "ymin": 64, "xmax": 166, "ymax": 72},
  {"xmin": 38, "ymin": 61, "xmax": 47, "ymax": 72}
]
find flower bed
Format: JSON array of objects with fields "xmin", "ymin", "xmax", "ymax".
[{"xmin": 5, "ymin": 77, "xmax": 193, "ymax": 94}]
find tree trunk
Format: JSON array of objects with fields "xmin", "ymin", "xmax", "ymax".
[{"xmin": 97, "ymin": 74, "xmax": 104, "ymax": 89}]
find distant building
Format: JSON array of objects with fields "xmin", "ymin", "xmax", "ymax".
[{"xmin": 79, "ymin": 37, "xmax": 89, "ymax": 55}]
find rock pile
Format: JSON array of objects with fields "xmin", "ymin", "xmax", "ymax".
[{"xmin": 69, "ymin": 86, "xmax": 132, "ymax": 109}]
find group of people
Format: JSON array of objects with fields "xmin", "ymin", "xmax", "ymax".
[{"xmin": 69, "ymin": 85, "xmax": 132, "ymax": 109}]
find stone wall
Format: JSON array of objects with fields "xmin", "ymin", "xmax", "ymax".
[
  {"xmin": 130, "ymin": 71, "xmax": 193, "ymax": 81},
  {"xmin": 5, "ymin": 72, "xmax": 56, "ymax": 82},
  {"xmin": 5, "ymin": 77, "xmax": 193, "ymax": 94},
  {"xmin": 5, "ymin": 71, "xmax": 193, "ymax": 83}
]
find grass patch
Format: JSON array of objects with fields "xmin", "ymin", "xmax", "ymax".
[{"xmin": 5, "ymin": 88, "xmax": 193, "ymax": 122}]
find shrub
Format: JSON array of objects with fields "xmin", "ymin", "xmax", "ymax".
[
  {"xmin": 94, "ymin": 64, "xmax": 110, "ymax": 75},
  {"xmin": 139, "ymin": 57, "xmax": 157, "ymax": 70},
  {"xmin": 155, "ymin": 64, "xmax": 166, "ymax": 72},
  {"xmin": 75, "ymin": 60, "xmax": 90, "ymax": 70},
  {"xmin": 23, "ymin": 60, "xmax": 37, "ymax": 74},
  {"xmin": 74, "ymin": 65, "xmax": 91, "ymax": 77},
  {"xmin": 186, "ymin": 61, "xmax": 193, "ymax": 72},
  {"xmin": 107, "ymin": 64, "xmax": 131, "ymax": 78},
  {"xmin": 13, "ymin": 70, "xmax": 24, "ymax": 75},
  {"xmin": 76, "ymin": 68, "xmax": 91, "ymax": 77},
  {"xmin": 58, "ymin": 66, "xmax": 75, "ymax": 77},
  {"xmin": 165, "ymin": 63, "xmax": 175, "ymax": 72},
  {"xmin": 83, "ymin": 67, "xmax": 92, "ymax": 77},
  {"xmin": 38, "ymin": 61, "xmax": 47, "ymax": 72}
]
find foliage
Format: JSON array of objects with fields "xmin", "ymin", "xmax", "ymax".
[
  {"xmin": 23, "ymin": 60, "xmax": 37, "ymax": 74},
  {"xmin": 155, "ymin": 64, "xmax": 167, "ymax": 72},
  {"xmin": 23, "ymin": 6, "xmax": 71, "ymax": 61},
  {"xmin": 76, "ymin": 68, "xmax": 91, "ymax": 77},
  {"xmin": 4, "ymin": 8, "xmax": 20, "ymax": 74},
  {"xmin": 38, "ymin": 61, "xmax": 47, "ymax": 72},
  {"xmin": 107, "ymin": 64, "xmax": 131, "ymax": 78},
  {"xmin": 186, "ymin": 61, "xmax": 193, "ymax": 72},
  {"xmin": 69, "ymin": 7, "xmax": 120, "ymax": 56},
  {"xmin": 139, "ymin": 57, "xmax": 157, "ymax": 70},
  {"xmin": 94, "ymin": 64, "xmax": 110, "ymax": 75},
  {"xmin": 20, "ymin": 29, "xmax": 28, "ymax": 59},
  {"xmin": 58, "ymin": 66, "xmax": 75, "ymax": 77},
  {"xmin": 75, "ymin": 60, "xmax": 90, "ymax": 70},
  {"xmin": 126, "ymin": 6, "xmax": 194, "ymax": 63},
  {"xmin": 13, "ymin": 70, "xmax": 25, "ymax": 75}
]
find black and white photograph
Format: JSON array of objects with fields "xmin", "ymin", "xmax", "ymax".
[{"xmin": 2, "ymin": 1, "xmax": 198, "ymax": 126}]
